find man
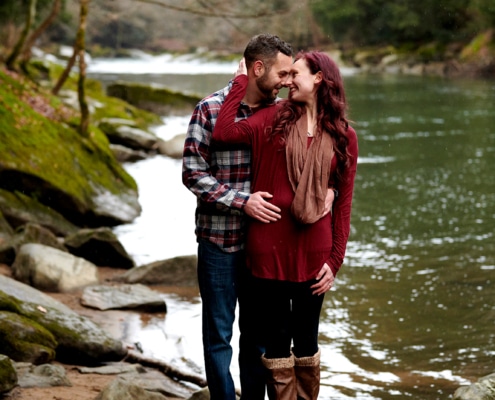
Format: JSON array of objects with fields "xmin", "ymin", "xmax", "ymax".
[{"xmin": 182, "ymin": 34, "xmax": 334, "ymax": 400}]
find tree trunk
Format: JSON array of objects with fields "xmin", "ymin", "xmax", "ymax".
[
  {"xmin": 77, "ymin": 0, "xmax": 90, "ymax": 137},
  {"xmin": 21, "ymin": 0, "xmax": 62, "ymax": 65},
  {"xmin": 51, "ymin": 0, "xmax": 90, "ymax": 137},
  {"xmin": 6, "ymin": 0, "xmax": 37, "ymax": 70},
  {"xmin": 51, "ymin": 50, "xmax": 77, "ymax": 95}
]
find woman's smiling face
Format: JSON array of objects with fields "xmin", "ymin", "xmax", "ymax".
[{"xmin": 286, "ymin": 58, "xmax": 321, "ymax": 103}]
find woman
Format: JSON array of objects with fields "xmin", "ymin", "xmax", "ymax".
[{"xmin": 213, "ymin": 51, "xmax": 358, "ymax": 399}]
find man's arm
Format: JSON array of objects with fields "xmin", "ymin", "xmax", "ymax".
[
  {"xmin": 182, "ymin": 100, "xmax": 250, "ymax": 210},
  {"xmin": 183, "ymin": 98, "xmax": 281, "ymax": 222}
]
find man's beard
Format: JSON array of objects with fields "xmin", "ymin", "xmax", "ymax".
[{"xmin": 256, "ymin": 73, "xmax": 278, "ymax": 102}]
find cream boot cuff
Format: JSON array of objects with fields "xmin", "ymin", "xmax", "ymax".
[
  {"xmin": 294, "ymin": 348, "xmax": 321, "ymax": 367},
  {"xmin": 261, "ymin": 353, "xmax": 295, "ymax": 369}
]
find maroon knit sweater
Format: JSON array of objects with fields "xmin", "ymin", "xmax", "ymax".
[{"xmin": 213, "ymin": 75, "xmax": 358, "ymax": 282}]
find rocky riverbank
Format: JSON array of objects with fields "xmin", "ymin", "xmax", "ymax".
[
  {"xmin": 0, "ymin": 60, "xmax": 206, "ymax": 399},
  {"xmin": 0, "ymin": 262, "xmax": 209, "ymax": 400}
]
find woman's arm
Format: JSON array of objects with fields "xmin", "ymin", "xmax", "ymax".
[
  {"xmin": 212, "ymin": 75, "xmax": 253, "ymax": 145},
  {"xmin": 326, "ymin": 126, "xmax": 359, "ymax": 276}
]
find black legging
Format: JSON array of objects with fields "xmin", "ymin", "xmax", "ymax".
[{"xmin": 252, "ymin": 276, "xmax": 325, "ymax": 359}]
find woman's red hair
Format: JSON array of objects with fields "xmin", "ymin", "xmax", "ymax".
[{"xmin": 269, "ymin": 51, "xmax": 351, "ymax": 184}]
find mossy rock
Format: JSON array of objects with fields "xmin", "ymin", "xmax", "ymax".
[
  {"xmin": 0, "ymin": 67, "xmax": 141, "ymax": 227},
  {"xmin": 0, "ymin": 355, "xmax": 17, "ymax": 394},
  {"xmin": 0, "ymin": 311, "xmax": 57, "ymax": 365},
  {"xmin": 0, "ymin": 211, "xmax": 15, "ymax": 264},
  {"xmin": 0, "ymin": 289, "xmax": 126, "ymax": 364},
  {"xmin": 0, "ymin": 189, "xmax": 78, "ymax": 236},
  {"xmin": 107, "ymin": 81, "xmax": 201, "ymax": 114}
]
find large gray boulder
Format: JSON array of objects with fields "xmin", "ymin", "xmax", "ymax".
[
  {"xmin": 14, "ymin": 222, "xmax": 67, "ymax": 253},
  {"xmin": 453, "ymin": 373, "xmax": 495, "ymax": 399},
  {"xmin": 16, "ymin": 363, "xmax": 71, "ymax": 388},
  {"xmin": 110, "ymin": 144, "xmax": 148, "ymax": 162},
  {"xmin": 12, "ymin": 243, "xmax": 99, "ymax": 292},
  {"xmin": 106, "ymin": 82, "xmax": 201, "ymax": 115},
  {"xmin": 0, "ymin": 221, "xmax": 68, "ymax": 267},
  {"xmin": 99, "ymin": 118, "xmax": 158, "ymax": 150},
  {"xmin": 64, "ymin": 227, "xmax": 135, "ymax": 269},
  {"xmin": 155, "ymin": 134, "xmax": 186, "ymax": 159},
  {"xmin": 0, "ymin": 119, "xmax": 141, "ymax": 228},
  {"xmin": 0, "ymin": 274, "xmax": 73, "ymax": 314},
  {"xmin": 112, "ymin": 125, "xmax": 159, "ymax": 151},
  {"xmin": 114, "ymin": 255, "xmax": 197, "ymax": 286},
  {"xmin": 0, "ymin": 310, "xmax": 57, "ymax": 364},
  {"xmin": 0, "ymin": 189, "xmax": 78, "ymax": 237},
  {"xmin": 0, "ymin": 286, "xmax": 127, "ymax": 365}
]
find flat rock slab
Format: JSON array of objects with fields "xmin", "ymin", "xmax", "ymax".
[{"xmin": 81, "ymin": 284, "xmax": 167, "ymax": 312}]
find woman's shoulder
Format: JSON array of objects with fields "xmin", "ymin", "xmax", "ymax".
[
  {"xmin": 345, "ymin": 124, "xmax": 359, "ymax": 157},
  {"xmin": 346, "ymin": 124, "xmax": 358, "ymax": 141}
]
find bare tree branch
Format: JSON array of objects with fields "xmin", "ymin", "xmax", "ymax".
[
  {"xmin": 195, "ymin": 0, "xmax": 252, "ymax": 36},
  {"xmin": 125, "ymin": 350, "xmax": 207, "ymax": 388},
  {"xmin": 134, "ymin": 0, "xmax": 274, "ymax": 19}
]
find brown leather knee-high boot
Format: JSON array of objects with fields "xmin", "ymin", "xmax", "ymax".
[
  {"xmin": 261, "ymin": 353, "xmax": 297, "ymax": 400},
  {"xmin": 294, "ymin": 349, "xmax": 321, "ymax": 400}
]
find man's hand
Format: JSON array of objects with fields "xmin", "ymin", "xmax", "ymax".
[
  {"xmin": 244, "ymin": 191, "xmax": 281, "ymax": 223},
  {"xmin": 320, "ymin": 188, "xmax": 336, "ymax": 218},
  {"xmin": 311, "ymin": 263, "xmax": 335, "ymax": 296},
  {"xmin": 235, "ymin": 58, "xmax": 247, "ymax": 77}
]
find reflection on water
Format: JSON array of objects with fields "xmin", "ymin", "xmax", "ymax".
[{"xmin": 89, "ymin": 61, "xmax": 495, "ymax": 399}]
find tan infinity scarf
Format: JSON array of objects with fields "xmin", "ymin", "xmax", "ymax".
[{"xmin": 286, "ymin": 116, "xmax": 334, "ymax": 224}]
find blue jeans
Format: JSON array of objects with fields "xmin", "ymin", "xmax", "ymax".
[
  {"xmin": 197, "ymin": 240, "xmax": 266, "ymax": 400},
  {"xmin": 238, "ymin": 268, "xmax": 268, "ymax": 399}
]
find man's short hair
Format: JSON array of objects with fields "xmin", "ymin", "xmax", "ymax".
[{"xmin": 243, "ymin": 34, "xmax": 293, "ymax": 71}]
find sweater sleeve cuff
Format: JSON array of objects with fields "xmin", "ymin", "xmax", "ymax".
[
  {"xmin": 231, "ymin": 191, "xmax": 250, "ymax": 210},
  {"xmin": 327, "ymin": 259, "xmax": 341, "ymax": 277}
]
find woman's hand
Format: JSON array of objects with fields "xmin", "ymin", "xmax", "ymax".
[
  {"xmin": 320, "ymin": 188, "xmax": 336, "ymax": 218},
  {"xmin": 235, "ymin": 58, "xmax": 247, "ymax": 77},
  {"xmin": 311, "ymin": 263, "xmax": 335, "ymax": 295}
]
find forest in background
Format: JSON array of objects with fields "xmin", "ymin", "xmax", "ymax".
[
  {"xmin": 1, "ymin": 0, "xmax": 493, "ymax": 136},
  {"xmin": 1, "ymin": 0, "xmax": 494, "ymax": 58}
]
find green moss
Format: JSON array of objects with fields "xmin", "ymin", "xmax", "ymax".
[
  {"xmin": 415, "ymin": 42, "xmax": 447, "ymax": 62},
  {"xmin": 0, "ymin": 355, "xmax": 17, "ymax": 389},
  {"xmin": 0, "ymin": 311, "xmax": 57, "ymax": 364},
  {"xmin": 106, "ymin": 81, "xmax": 201, "ymax": 113},
  {"xmin": 41, "ymin": 61, "xmax": 161, "ymax": 129},
  {"xmin": 0, "ymin": 66, "xmax": 138, "ymax": 204},
  {"xmin": 460, "ymin": 30, "xmax": 495, "ymax": 61},
  {"xmin": 0, "ymin": 291, "xmax": 23, "ymax": 314}
]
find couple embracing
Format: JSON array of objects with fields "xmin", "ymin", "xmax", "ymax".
[{"xmin": 182, "ymin": 33, "xmax": 358, "ymax": 400}]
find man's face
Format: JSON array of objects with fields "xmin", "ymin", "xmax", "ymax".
[{"xmin": 255, "ymin": 52, "xmax": 292, "ymax": 101}]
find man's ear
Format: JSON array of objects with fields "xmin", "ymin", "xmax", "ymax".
[{"xmin": 253, "ymin": 60, "xmax": 265, "ymax": 77}]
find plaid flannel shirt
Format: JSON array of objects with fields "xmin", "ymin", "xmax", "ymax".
[{"xmin": 182, "ymin": 82, "xmax": 257, "ymax": 252}]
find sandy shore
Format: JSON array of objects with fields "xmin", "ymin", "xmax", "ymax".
[{"xmin": 1, "ymin": 264, "xmax": 189, "ymax": 400}]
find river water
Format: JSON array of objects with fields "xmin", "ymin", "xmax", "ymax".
[{"xmin": 88, "ymin": 54, "xmax": 495, "ymax": 399}]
